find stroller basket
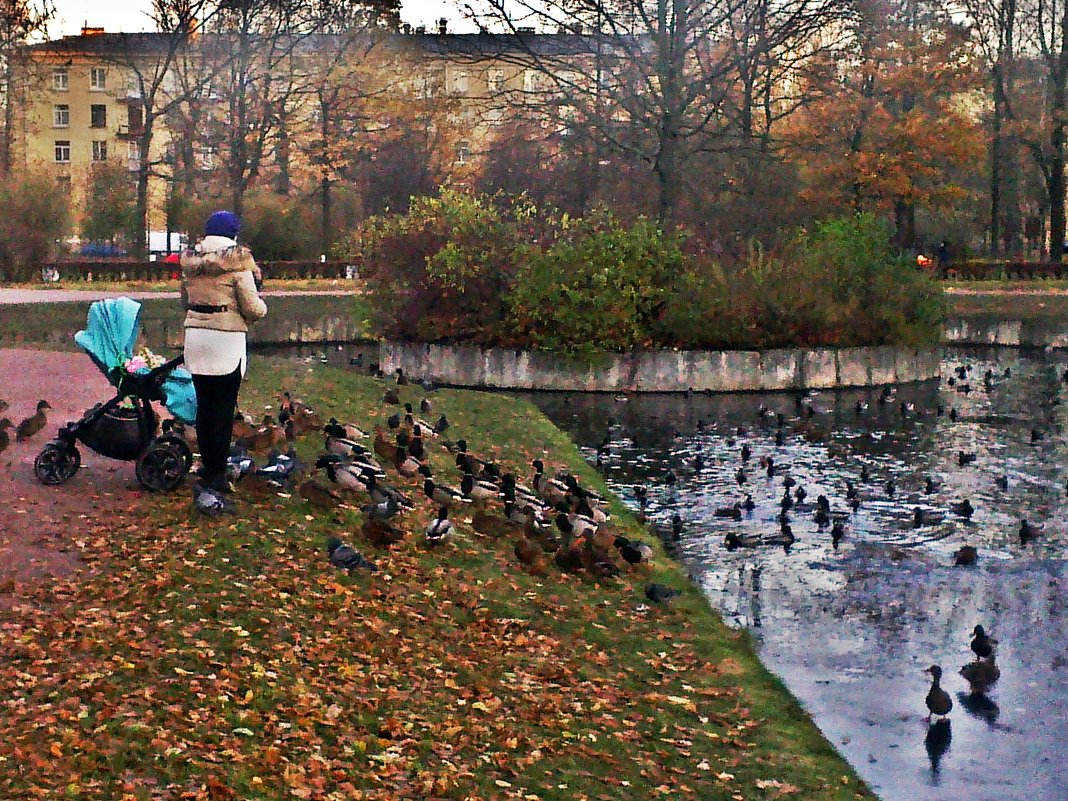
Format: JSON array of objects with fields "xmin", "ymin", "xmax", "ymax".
[{"xmin": 34, "ymin": 298, "xmax": 197, "ymax": 492}]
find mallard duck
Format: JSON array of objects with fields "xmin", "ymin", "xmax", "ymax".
[
  {"xmin": 924, "ymin": 477, "xmax": 937, "ymax": 494},
  {"xmin": 325, "ymin": 417, "xmax": 367, "ymax": 440},
  {"xmin": 394, "ymin": 367, "xmax": 408, "ymax": 385},
  {"xmin": 1019, "ymin": 519, "xmax": 1042, "ymax": 543},
  {"xmin": 714, "ymin": 504, "xmax": 742, "ymax": 520},
  {"xmin": 383, "ymin": 387, "xmax": 401, "ymax": 405},
  {"xmin": 995, "ymin": 474, "xmax": 1009, "ymax": 491},
  {"xmin": 741, "ymin": 494, "xmax": 755, "ymax": 511},
  {"xmin": 740, "ymin": 443, "xmax": 752, "ymax": 461},
  {"xmin": 0, "ymin": 418, "xmax": 12, "ymax": 455},
  {"xmin": 423, "ymin": 477, "xmax": 468, "ymax": 507},
  {"xmin": 924, "ymin": 665, "xmax": 953, "ymax": 720},
  {"xmin": 885, "ymin": 479, "xmax": 896, "ymax": 497},
  {"xmin": 953, "ymin": 545, "xmax": 978, "ymax": 566},
  {"xmin": 326, "ymin": 435, "xmax": 373, "ymax": 459},
  {"xmin": 461, "ymin": 471, "xmax": 499, "ymax": 503},
  {"xmin": 814, "ymin": 507, "xmax": 830, "ymax": 527},
  {"xmin": 554, "ymin": 540, "xmax": 585, "ymax": 573},
  {"xmin": 394, "ymin": 446, "xmax": 422, "ymax": 478},
  {"xmin": 299, "ymin": 480, "xmax": 343, "ymax": 508},
  {"xmin": 831, "ymin": 521, "xmax": 845, "ymax": 548},
  {"xmin": 860, "ymin": 465, "xmax": 871, "ymax": 483},
  {"xmin": 614, "ymin": 535, "xmax": 653, "ymax": 566},
  {"xmin": 958, "ymin": 450, "xmax": 977, "ymax": 467},
  {"xmin": 424, "ymin": 506, "xmax": 453, "ymax": 546},
  {"xmin": 15, "ymin": 400, "xmax": 51, "ymax": 441},
  {"xmin": 514, "ymin": 534, "xmax": 543, "ymax": 566},
  {"xmin": 645, "ymin": 583, "xmax": 681, "ymax": 604},
  {"xmin": 419, "ymin": 397, "xmax": 432, "ymax": 414},
  {"xmin": 316, "ymin": 455, "xmax": 371, "ymax": 494},
  {"xmin": 970, "ymin": 625, "xmax": 996, "ymax": 660},
  {"xmin": 374, "ymin": 429, "xmax": 398, "ymax": 464},
  {"xmin": 951, "ymin": 498, "xmax": 974, "ymax": 518},
  {"xmin": 434, "ymin": 414, "xmax": 450, "ymax": 433},
  {"xmin": 532, "ymin": 459, "xmax": 568, "ymax": 503},
  {"xmin": 362, "ymin": 515, "xmax": 406, "ymax": 548}
]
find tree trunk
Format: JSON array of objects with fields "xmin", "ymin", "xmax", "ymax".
[
  {"xmin": 133, "ymin": 125, "xmax": 153, "ymax": 259},
  {"xmin": 990, "ymin": 67, "xmax": 1004, "ymax": 255},
  {"xmin": 893, "ymin": 199, "xmax": 915, "ymax": 250},
  {"xmin": 0, "ymin": 59, "xmax": 14, "ymax": 177},
  {"xmin": 275, "ymin": 110, "xmax": 290, "ymax": 195},
  {"xmin": 320, "ymin": 176, "xmax": 332, "ymax": 258}
]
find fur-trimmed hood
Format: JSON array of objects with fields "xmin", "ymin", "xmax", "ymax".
[{"xmin": 181, "ymin": 236, "xmax": 256, "ymax": 277}]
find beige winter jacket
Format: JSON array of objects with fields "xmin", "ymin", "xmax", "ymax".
[{"xmin": 180, "ymin": 237, "xmax": 267, "ymax": 333}]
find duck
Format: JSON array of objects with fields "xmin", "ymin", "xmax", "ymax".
[
  {"xmin": 951, "ymin": 498, "xmax": 974, "ymax": 518},
  {"xmin": 970, "ymin": 624, "xmax": 996, "ymax": 660},
  {"xmin": 924, "ymin": 665, "xmax": 953, "ymax": 720},
  {"xmin": 362, "ymin": 514, "xmax": 406, "ymax": 548},
  {"xmin": 960, "ymin": 654, "xmax": 1001, "ymax": 694},
  {"xmin": 831, "ymin": 521, "xmax": 845, "ymax": 548},
  {"xmin": 924, "ymin": 477, "xmax": 937, "ymax": 494},
  {"xmin": 394, "ymin": 446, "xmax": 422, "ymax": 478},
  {"xmin": 958, "ymin": 450, "xmax": 977, "ymax": 467},
  {"xmin": 15, "ymin": 400, "xmax": 51, "ymax": 441},
  {"xmin": 671, "ymin": 514, "xmax": 683, "ymax": 542},
  {"xmin": 434, "ymin": 414, "xmax": 450, "ymax": 433},
  {"xmin": 736, "ymin": 467, "xmax": 747, "ymax": 485},
  {"xmin": 315, "ymin": 455, "xmax": 370, "ymax": 495},
  {"xmin": 514, "ymin": 534, "xmax": 544, "ymax": 567},
  {"xmin": 1031, "ymin": 428, "xmax": 1044, "ymax": 444},
  {"xmin": 995, "ymin": 475, "xmax": 1009, "ymax": 491},
  {"xmin": 860, "ymin": 465, "xmax": 871, "ymax": 483},
  {"xmin": 742, "ymin": 494, "xmax": 755, "ymax": 511},
  {"xmin": 0, "ymin": 418, "xmax": 12, "ymax": 455},
  {"xmin": 913, "ymin": 506, "xmax": 945, "ymax": 528},
  {"xmin": 740, "ymin": 443, "xmax": 752, "ymax": 461},
  {"xmin": 383, "ymin": 387, "xmax": 401, "ymax": 405},
  {"xmin": 714, "ymin": 504, "xmax": 742, "ymax": 521},
  {"xmin": 461, "ymin": 471, "xmax": 499, "ymax": 503},
  {"xmin": 780, "ymin": 490, "xmax": 793, "ymax": 511},
  {"xmin": 374, "ymin": 428, "xmax": 398, "ymax": 464},
  {"xmin": 394, "ymin": 368, "xmax": 408, "ymax": 386},
  {"xmin": 613, "ymin": 535, "xmax": 653, "ymax": 566},
  {"xmin": 325, "ymin": 417, "xmax": 367, "ymax": 440},
  {"xmin": 423, "ymin": 476, "xmax": 469, "ymax": 507},
  {"xmin": 419, "ymin": 397, "xmax": 432, "ymax": 414},
  {"xmin": 645, "ymin": 583, "xmax": 682, "ymax": 604},
  {"xmin": 814, "ymin": 507, "xmax": 830, "ymax": 528},
  {"xmin": 774, "ymin": 430, "xmax": 785, "ymax": 446},
  {"xmin": 1019, "ymin": 519, "xmax": 1042, "ymax": 543},
  {"xmin": 298, "ymin": 480, "xmax": 343, "ymax": 508},
  {"xmin": 885, "ymin": 479, "xmax": 896, "ymax": 497},
  {"xmin": 953, "ymin": 545, "xmax": 978, "ymax": 566},
  {"xmin": 424, "ymin": 506, "xmax": 453, "ymax": 546}
]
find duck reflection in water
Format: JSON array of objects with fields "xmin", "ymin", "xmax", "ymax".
[
  {"xmin": 958, "ymin": 691, "xmax": 1001, "ymax": 728},
  {"xmin": 924, "ymin": 719, "xmax": 952, "ymax": 782}
]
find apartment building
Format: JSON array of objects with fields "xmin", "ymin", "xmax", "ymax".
[{"xmin": 11, "ymin": 24, "xmax": 594, "ymax": 235}]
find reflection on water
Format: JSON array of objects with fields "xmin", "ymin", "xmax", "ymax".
[{"xmin": 525, "ymin": 347, "xmax": 1068, "ymax": 801}]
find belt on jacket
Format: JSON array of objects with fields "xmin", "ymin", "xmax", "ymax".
[{"xmin": 188, "ymin": 304, "xmax": 229, "ymax": 314}]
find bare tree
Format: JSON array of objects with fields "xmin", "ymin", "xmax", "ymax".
[
  {"xmin": 0, "ymin": 0, "xmax": 54, "ymax": 176},
  {"xmin": 99, "ymin": 0, "xmax": 226, "ymax": 256},
  {"xmin": 467, "ymin": 0, "xmax": 849, "ymax": 224}
]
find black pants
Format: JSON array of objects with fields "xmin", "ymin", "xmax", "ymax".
[{"xmin": 192, "ymin": 367, "xmax": 242, "ymax": 483}]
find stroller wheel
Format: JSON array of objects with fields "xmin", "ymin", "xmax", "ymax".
[
  {"xmin": 34, "ymin": 441, "xmax": 81, "ymax": 486},
  {"xmin": 136, "ymin": 440, "xmax": 189, "ymax": 492},
  {"xmin": 153, "ymin": 434, "xmax": 193, "ymax": 473}
]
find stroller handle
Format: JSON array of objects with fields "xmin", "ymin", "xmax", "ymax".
[{"xmin": 147, "ymin": 353, "xmax": 185, "ymax": 380}]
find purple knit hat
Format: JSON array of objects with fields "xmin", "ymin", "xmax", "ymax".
[{"xmin": 205, "ymin": 210, "xmax": 240, "ymax": 239}]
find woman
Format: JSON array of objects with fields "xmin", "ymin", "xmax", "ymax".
[{"xmin": 180, "ymin": 210, "xmax": 267, "ymax": 495}]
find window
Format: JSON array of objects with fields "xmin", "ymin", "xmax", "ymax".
[
  {"xmin": 54, "ymin": 140, "xmax": 71, "ymax": 163},
  {"xmin": 90, "ymin": 104, "xmax": 107, "ymax": 128},
  {"xmin": 451, "ymin": 70, "xmax": 469, "ymax": 95},
  {"xmin": 56, "ymin": 175, "xmax": 71, "ymax": 189},
  {"xmin": 127, "ymin": 103, "xmax": 144, "ymax": 133},
  {"xmin": 487, "ymin": 69, "xmax": 504, "ymax": 93},
  {"xmin": 90, "ymin": 67, "xmax": 107, "ymax": 90},
  {"xmin": 127, "ymin": 141, "xmax": 141, "ymax": 170},
  {"xmin": 53, "ymin": 68, "xmax": 68, "ymax": 91},
  {"xmin": 523, "ymin": 70, "xmax": 539, "ymax": 93},
  {"xmin": 92, "ymin": 140, "xmax": 108, "ymax": 161},
  {"xmin": 456, "ymin": 141, "xmax": 471, "ymax": 165},
  {"xmin": 53, "ymin": 104, "xmax": 70, "ymax": 127}
]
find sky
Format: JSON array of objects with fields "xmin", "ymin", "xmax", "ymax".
[{"xmin": 51, "ymin": 0, "xmax": 465, "ymax": 37}]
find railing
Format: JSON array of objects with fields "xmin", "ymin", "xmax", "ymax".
[
  {"xmin": 942, "ymin": 261, "xmax": 1068, "ymax": 280},
  {"xmin": 43, "ymin": 260, "xmax": 359, "ymax": 282}
]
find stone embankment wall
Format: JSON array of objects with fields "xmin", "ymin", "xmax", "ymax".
[{"xmin": 379, "ymin": 342, "xmax": 941, "ymax": 392}]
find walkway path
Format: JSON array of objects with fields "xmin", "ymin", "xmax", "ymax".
[{"xmin": 0, "ymin": 288, "xmax": 359, "ymax": 304}]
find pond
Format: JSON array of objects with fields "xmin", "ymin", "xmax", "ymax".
[{"xmin": 525, "ymin": 347, "xmax": 1068, "ymax": 801}]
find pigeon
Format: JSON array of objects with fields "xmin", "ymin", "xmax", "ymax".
[
  {"xmin": 645, "ymin": 583, "xmax": 682, "ymax": 604},
  {"xmin": 424, "ymin": 506, "xmax": 453, "ymax": 546},
  {"xmin": 327, "ymin": 537, "xmax": 378, "ymax": 571},
  {"xmin": 193, "ymin": 483, "xmax": 231, "ymax": 516}
]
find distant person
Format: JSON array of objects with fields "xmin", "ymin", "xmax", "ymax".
[
  {"xmin": 180, "ymin": 210, "xmax": 267, "ymax": 496},
  {"xmin": 937, "ymin": 241, "xmax": 949, "ymax": 271}
]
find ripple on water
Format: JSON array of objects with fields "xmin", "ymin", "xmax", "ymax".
[{"xmin": 526, "ymin": 346, "xmax": 1068, "ymax": 801}]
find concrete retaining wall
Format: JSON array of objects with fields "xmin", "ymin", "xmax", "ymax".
[
  {"xmin": 943, "ymin": 317, "xmax": 1068, "ymax": 348},
  {"xmin": 379, "ymin": 342, "xmax": 941, "ymax": 392}
]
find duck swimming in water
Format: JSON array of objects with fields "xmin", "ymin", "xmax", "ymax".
[{"xmin": 951, "ymin": 498, "xmax": 974, "ymax": 518}]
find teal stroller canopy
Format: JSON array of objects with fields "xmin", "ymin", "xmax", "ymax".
[{"xmin": 74, "ymin": 297, "xmax": 197, "ymax": 424}]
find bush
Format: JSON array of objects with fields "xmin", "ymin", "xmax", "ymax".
[
  {"xmin": 240, "ymin": 192, "xmax": 320, "ymax": 261},
  {"xmin": 505, "ymin": 213, "xmax": 687, "ymax": 353},
  {"xmin": 348, "ymin": 195, "xmax": 943, "ymax": 353},
  {"xmin": 81, "ymin": 164, "xmax": 138, "ymax": 245},
  {"xmin": 0, "ymin": 173, "xmax": 70, "ymax": 281},
  {"xmin": 345, "ymin": 191, "xmax": 544, "ymax": 343}
]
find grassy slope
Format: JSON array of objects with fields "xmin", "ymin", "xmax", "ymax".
[
  {"xmin": 0, "ymin": 357, "xmax": 873, "ymax": 801},
  {"xmin": 944, "ymin": 290, "xmax": 1068, "ymax": 321}
]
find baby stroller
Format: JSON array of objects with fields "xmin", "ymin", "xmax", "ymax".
[{"xmin": 34, "ymin": 297, "xmax": 197, "ymax": 492}]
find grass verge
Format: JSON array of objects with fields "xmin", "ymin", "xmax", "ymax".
[
  {"xmin": 944, "ymin": 290, "xmax": 1068, "ymax": 320},
  {"xmin": 0, "ymin": 356, "xmax": 874, "ymax": 801},
  {"xmin": 0, "ymin": 295, "xmax": 373, "ymax": 349}
]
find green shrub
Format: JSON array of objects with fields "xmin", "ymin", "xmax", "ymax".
[
  {"xmin": 240, "ymin": 192, "xmax": 319, "ymax": 261},
  {"xmin": 0, "ymin": 173, "xmax": 70, "ymax": 282},
  {"xmin": 506, "ymin": 212, "xmax": 686, "ymax": 353},
  {"xmin": 344, "ymin": 190, "xmax": 545, "ymax": 343}
]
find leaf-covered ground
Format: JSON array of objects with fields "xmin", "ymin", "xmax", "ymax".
[{"xmin": 0, "ymin": 357, "xmax": 875, "ymax": 801}]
